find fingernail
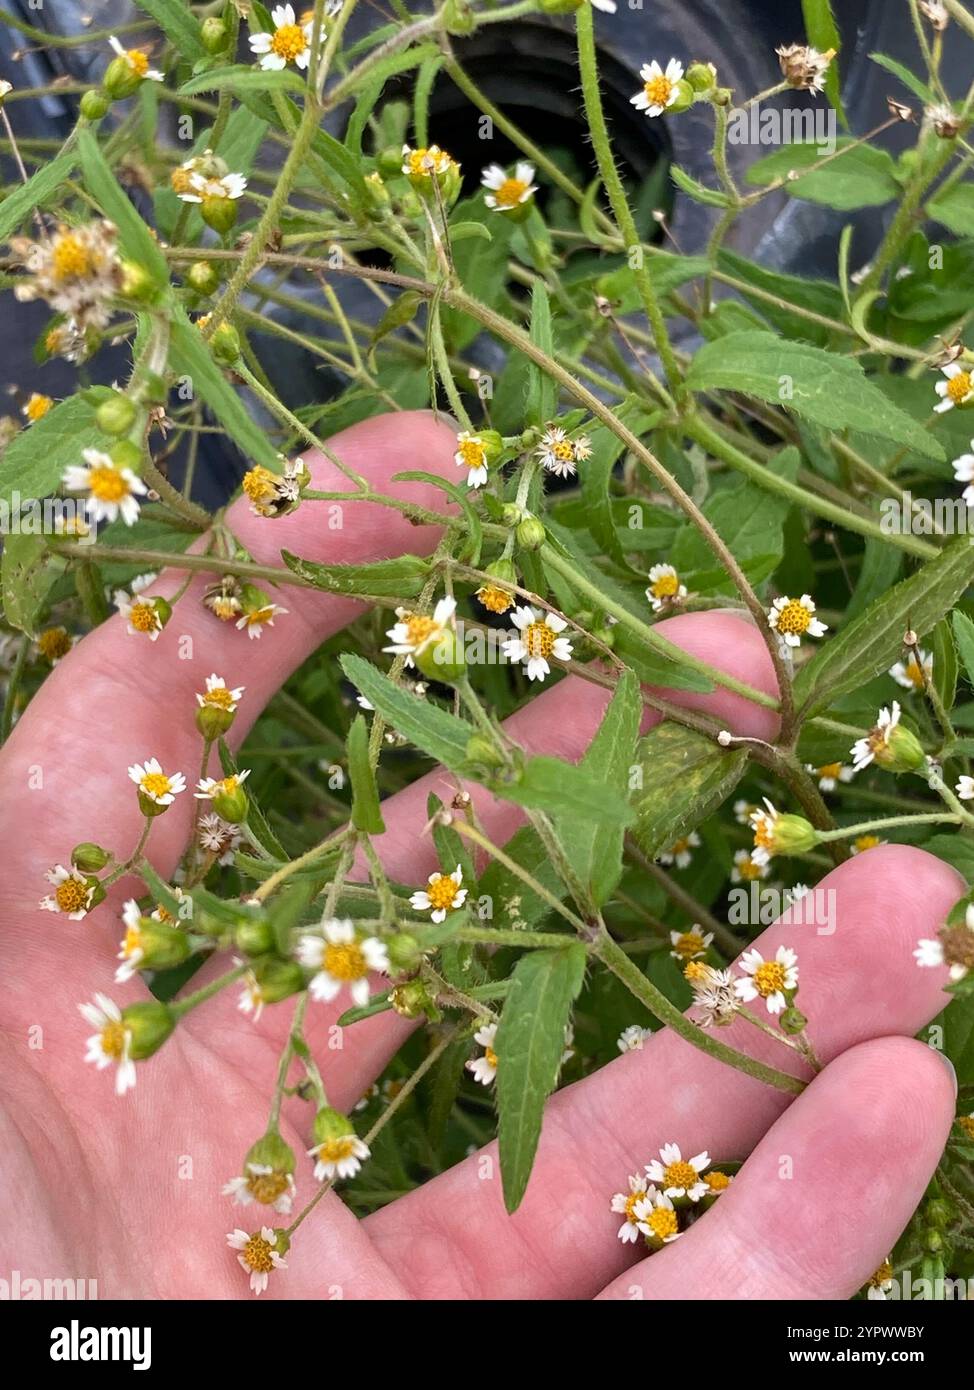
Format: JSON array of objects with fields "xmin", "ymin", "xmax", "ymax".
[
  {"xmin": 937, "ymin": 1050, "xmax": 958, "ymax": 1099},
  {"xmin": 420, "ymin": 408, "xmax": 460, "ymax": 432}
]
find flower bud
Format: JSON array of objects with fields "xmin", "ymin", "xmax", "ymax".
[
  {"xmin": 110, "ymin": 438, "xmax": 143, "ymax": 473},
  {"xmin": 377, "ymin": 145, "xmax": 405, "ymax": 179},
  {"xmin": 686, "ymin": 61, "xmax": 717, "ymax": 93},
  {"xmin": 121, "ymin": 1000, "xmax": 176, "ymax": 1060},
  {"xmin": 235, "ymin": 915, "xmax": 274, "ymax": 956},
  {"xmin": 465, "ymin": 733, "xmax": 506, "ymax": 769},
  {"xmin": 80, "ymin": 90, "xmax": 111, "ymax": 121},
  {"xmin": 779, "ymin": 1006, "xmax": 808, "ymax": 1036},
  {"xmin": 443, "ymin": 0, "xmax": 476, "ymax": 34},
  {"xmin": 768, "ymin": 814, "xmax": 817, "ymax": 856},
  {"xmin": 71, "ymin": 842, "xmax": 110, "ymax": 873},
  {"xmin": 187, "ymin": 260, "xmax": 221, "ymax": 295},
  {"xmin": 516, "ymin": 515, "xmax": 546, "ymax": 551},
  {"xmin": 313, "ymin": 1106, "xmax": 355, "ymax": 1145},
  {"xmin": 386, "ymin": 932, "xmax": 424, "ymax": 973},
  {"xmin": 245, "ymin": 1131, "xmax": 296, "ymax": 1176},
  {"xmin": 210, "ymin": 321, "xmax": 241, "ymax": 367},
  {"xmin": 668, "ymin": 79, "xmax": 696, "ymax": 114},
  {"xmin": 120, "ymin": 260, "xmax": 158, "ymax": 303},
  {"xmin": 253, "ymin": 956, "xmax": 305, "ymax": 1004},
  {"xmin": 133, "ymin": 918, "xmax": 193, "ymax": 971},
  {"xmin": 414, "ymin": 627, "xmax": 466, "ymax": 684},
  {"xmin": 102, "ymin": 56, "xmax": 142, "ymax": 100},
  {"xmin": 363, "ymin": 171, "xmax": 391, "ymax": 217},
  {"xmin": 201, "ymin": 16, "xmax": 229, "ymax": 53},
  {"xmin": 201, "ymin": 194, "xmax": 239, "ymax": 235},
  {"xmin": 96, "ymin": 392, "xmax": 137, "ymax": 437},
  {"xmin": 210, "ymin": 776, "xmax": 250, "ymax": 825},
  {"xmin": 390, "ymin": 978, "xmax": 441, "ymax": 1021},
  {"xmin": 195, "ymin": 701, "xmax": 236, "ymax": 740},
  {"xmin": 501, "ymin": 503, "xmax": 523, "ymax": 526}
]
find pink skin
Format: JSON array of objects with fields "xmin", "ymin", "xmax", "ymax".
[{"xmin": 0, "ymin": 412, "xmax": 959, "ymax": 1298}]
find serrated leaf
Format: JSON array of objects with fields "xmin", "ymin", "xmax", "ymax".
[
  {"xmin": 341, "ymin": 654, "xmax": 472, "ymax": 768},
  {"xmin": 927, "ymin": 184, "xmax": 974, "ymax": 238},
  {"xmin": 492, "ymin": 755, "xmax": 636, "ymax": 826},
  {"xmin": 496, "ymin": 944, "xmax": 587, "ymax": 1211},
  {"xmin": 0, "ymin": 151, "xmax": 75, "ymax": 242},
  {"xmin": 0, "ymin": 534, "xmax": 56, "ymax": 637},
  {"xmin": 348, "ymin": 715, "xmax": 384, "ymax": 834},
  {"xmin": 281, "ymin": 551, "xmax": 431, "ymax": 600},
  {"xmin": 135, "ymin": 0, "xmax": 206, "ymax": 59},
  {"xmin": 686, "ymin": 331, "xmax": 944, "ymax": 460},
  {"xmin": 716, "ymin": 249, "xmax": 846, "ymax": 348},
  {"xmin": 525, "ymin": 281, "xmax": 556, "ymax": 426},
  {"xmin": 630, "ymin": 722, "xmax": 748, "ymax": 859},
  {"xmin": 746, "ymin": 141, "xmax": 898, "ymax": 210},
  {"xmin": 179, "ymin": 65, "xmax": 307, "ymax": 97}
]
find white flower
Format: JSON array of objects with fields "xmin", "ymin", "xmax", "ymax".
[
  {"xmin": 731, "ymin": 848, "xmax": 769, "ymax": 882},
  {"xmin": 645, "ymin": 1142, "xmax": 711, "ymax": 1202},
  {"xmin": 617, "ymin": 1024, "xmax": 649, "ymax": 1053},
  {"xmin": 236, "ymin": 601, "xmax": 287, "ymax": 638},
  {"xmin": 177, "ymin": 171, "xmax": 247, "ymax": 204},
  {"xmin": 889, "ymin": 649, "xmax": 933, "ymax": 691},
  {"xmin": 296, "ymin": 918, "xmax": 389, "ymax": 1007},
  {"xmin": 634, "ymin": 1188, "xmax": 681, "ymax": 1243},
  {"xmin": 804, "ymin": 761, "xmax": 854, "ymax": 792},
  {"xmin": 115, "ymin": 898, "xmax": 147, "ymax": 983},
  {"xmin": 454, "ymin": 431, "xmax": 490, "ymax": 488},
  {"xmin": 108, "ymin": 35, "xmax": 163, "ymax": 82},
  {"xmin": 223, "ymin": 1165, "xmax": 295, "ymax": 1215},
  {"xmin": 935, "ymin": 361, "xmax": 974, "ymax": 413},
  {"xmin": 227, "ymin": 1226, "xmax": 287, "ymax": 1295},
  {"xmin": 630, "ymin": 59, "xmax": 685, "ymax": 117},
  {"xmin": 195, "ymin": 770, "xmax": 251, "ymax": 801},
  {"xmin": 128, "ymin": 757, "xmax": 186, "ymax": 806},
  {"xmin": 12, "ymin": 221, "xmax": 123, "ymax": 329},
  {"xmin": 646, "ymin": 562, "xmax": 687, "ymax": 612},
  {"xmin": 668, "ymin": 925, "xmax": 713, "ymax": 961},
  {"xmin": 657, "ymin": 831, "xmax": 700, "ymax": 869},
  {"xmin": 198, "ymin": 811, "xmax": 243, "ymax": 865},
  {"xmin": 957, "ymin": 775, "xmax": 974, "ymax": 801},
  {"xmin": 734, "ymin": 945, "xmax": 799, "ymax": 1015},
  {"xmin": 63, "ymin": 449, "xmax": 146, "ymax": 525},
  {"xmin": 503, "ymin": 605, "xmax": 573, "ymax": 682},
  {"xmin": 914, "ymin": 904, "xmax": 974, "ymax": 981},
  {"xmin": 481, "ymin": 161, "xmax": 538, "ymax": 212},
  {"xmin": 384, "ymin": 596, "xmax": 457, "ymax": 664},
  {"xmin": 767, "ymin": 593, "xmax": 828, "ymax": 648},
  {"xmin": 535, "ymin": 424, "xmax": 591, "ymax": 478},
  {"xmin": 410, "ymin": 865, "xmax": 467, "ymax": 924},
  {"xmin": 689, "ymin": 966, "xmax": 741, "ymax": 1028},
  {"xmin": 589, "ymin": 0, "xmax": 617, "ymax": 11},
  {"xmin": 307, "ymin": 1132, "xmax": 370, "ymax": 1182},
  {"xmin": 733, "ymin": 798, "xmax": 757, "ymax": 825},
  {"xmin": 40, "ymin": 863, "xmax": 95, "ymax": 919},
  {"xmin": 248, "ymin": 4, "xmax": 321, "ymax": 71},
  {"xmin": 401, "ymin": 143, "xmax": 456, "ymax": 177},
  {"xmin": 114, "ymin": 581, "xmax": 165, "ymax": 639},
  {"xmin": 79, "ymin": 993, "xmax": 137, "ymax": 1096},
  {"xmin": 953, "ymin": 446, "xmax": 974, "ymax": 506},
  {"xmin": 238, "ymin": 968, "xmax": 267, "ymax": 1023},
  {"xmin": 465, "ymin": 1021, "xmax": 498, "ymax": 1086},
  {"xmin": 610, "ymin": 1172, "xmax": 651, "ymax": 1243},
  {"xmin": 196, "ymin": 673, "xmax": 245, "ymax": 712},
  {"xmin": 749, "ymin": 797, "xmax": 782, "ymax": 867},
  {"xmin": 851, "ymin": 700, "xmax": 901, "ymax": 772}
]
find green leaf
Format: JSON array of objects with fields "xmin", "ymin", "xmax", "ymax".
[
  {"xmin": 0, "ymin": 390, "xmax": 110, "ymax": 509},
  {"xmin": 347, "ymin": 715, "xmax": 385, "ymax": 834},
  {"xmin": 801, "ymin": 0, "xmax": 846, "ymax": 123},
  {"xmin": 281, "ymin": 551, "xmax": 432, "ymax": 601},
  {"xmin": 0, "ymin": 151, "xmax": 75, "ymax": 242},
  {"xmin": 580, "ymin": 412, "xmax": 662, "ymax": 575},
  {"xmin": 0, "ymin": 534, "xmax": 56, "ymax": 637},
  {"xmin": 927, "ymin": 184, "xmax": 974, "ymax": 238},
  {"xmin": 77, "ymin": 131, "xmax": 169, "ymax": 285},
  {"xmin": 746, "ymin": 141, "xmax": 899, "ymax": 210},
  {"xmin": 496, "ymin": 944, "xmax": 587, "ymax": 1212},
  {"xmin": 686, "ymin": 331, "xmax": 944, "ymax": 460},
  {"xmin": 716, "ymin": 249, "xmax": 846, "ymax": 348},
  {"xmin": 868, "ymin": 52, "xmax": 937, "ymax": 107},
  {"xmin": 179, "ymin": 65, "xmax": 308, "ymax": 97},
  {"xmin": 795, "ymin": 538, "xmax": 974, "ymax": 716},
  {"xmin": 341, "ymin": 654, "xmax": 473, "ymax": 769},
  {"xmin": 932, "ymin": 617, "xmax": 958, "ymax": 710},
  {"xmin": 630, "ymin": 722, "xmax": 748, "ymax": 859},
  {"xmin": 494, "ymin": 756, "xmax": 636, "ymax": 826},
  {"xmin": 670, "ymin": 165, "xmax": 732, "ymax": 209},
  {"xmin": 525, "ymin": 281, "xmax": 556, "ymax": 426},
  {"xmin": 217, "ymin": 740, "xmax": 288, "ymax": 860},
  {"xmin": 952, "ymin": 610, "xmax": 974, "ymax": 691},
  {"xmin": 478, "ymin": 825, "xmax": 567, "ymax": 930},
  {"xmin": 135, "ymin": 0, "xmax": 206, "ymax": 59}
]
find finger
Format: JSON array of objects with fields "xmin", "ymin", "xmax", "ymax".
[
  {"xmin": 597, "ymin": 1036, "xmax": 956, "ymax": 1300},
  {"xmin": 365, "ymin": 844, "xmax": 963, "ymax": 1299}
]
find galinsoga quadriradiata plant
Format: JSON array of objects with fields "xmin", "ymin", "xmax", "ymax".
[{"xmin": 0, "ymin": 0, "xmax": 974, "ymax": 1303}]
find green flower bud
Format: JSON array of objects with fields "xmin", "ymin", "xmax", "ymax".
[
  {"xmin": 465, "ymin": 733, "xmax": 506, "ymax": 769},
  {"xmin": 210, "ymin": 775, "xmax": 250, "ymax": 825},
  {"xmin": 200, "ymin": 16, "xmax": 229, "ymax": 53},
  {"xmin": 120, "ymin": 260, "xmax": 158, "ymax": 303},
  {"xmin": 767, "ymin": 813, "xmax": 818, "ymax": 856},
  {"xmin": 377, "ymin": 146, "xmax": 406, "ymax": 179},
  {"xmin": 102, "ymin": 56, "xmax": 142, "ymax": 101},
  {"xmin": 131, "ymin": 918, "xmax": 192, "ymax": 972},
  {"xmin": 121, "ymin": 1000, "xmax": 175, "ymax": 1060},
  {"xmin": 80, "ymin": 90, "xmax": 111, "ymax": 121},
  {"xmin": 878, "ymin": 723, "xmax": 927, "ymax": 773},
  {"xmin": 313, "ymin": 1106, "xmax": 355, "ymax": 1145},
  {"xmin": 714, "ymin": 86, "xmax": 734, "ymax": 106},
  {"xmin": 96, "ymin": 392, "xmax": 137, "ymax": 437},
  {"xmin": 71, "ymin": 842, "xmax": 110, "ymax": 873},
  {"xmin": 779, "ymin": 1006, "xmax": 808, "ymax": 1036},
  {"xmin": 110, "ymin": 438, "xmax": 143, "ymax": 473},
  {"xmin": 363, "ymin": 171, "xmax": 391, "ymax": 216},
  {"xmin": 195, "ymin": 701, "xmax": 236, "ymax": 740},
  {"xmin": 484, "ymin": 557, "xmax": 517, "ymax": 587},
  {"xmin": 186, "ymin": 260, "xmax": 221, "ymax": 296},
  {"xmin": 668, "ymin": 79, "xmax": 696, "ymax": 114},
  {"xmin": 253, "ymin": 956, "xmax": 305, "ymax": 1005},
  {"xmin": 925, "ymin": 1229, "xmax": 944, "ymax": 1254},
  {"xmin": 211, "ymin": 321, "xmax": 241, "ymax": 367},
  {"xmin": 414, "ymin": 627, "xmax": 466, "ymax": 684},
  {"xmin": 390, "ymin": 978, "xmax": 441, "ymax": 1021},
  {"xmin": 686, "ymin": 61, "xmax": 718, "ymax": 93},
  {"xmin": 201, "ymin": 194, "xmax": 239, "ymax": 235},
  {"xmin": 501, "ymin": 503, "xmax": 523, "ymax": 526},
  {"xmin": 386, "ymin": 932, "xmax": 424, "ymax": 973},
  {"xmin": 592, "ymin": 625, "xmax": 616, "ymax": 650},
  {"xmin": 245, "ymin": 1132, "xmax": 296, "ymax": 1176},
  {"xmin": 516, "ymin": 515, "xmax": 546, "ymax": 551},
  {"xmin": 538, "ymin": 0, "xmax": 584, "ymax": 12},
  {"xmin": 926, "ymin": 1198, "xmax": 951, "ymax": 1229},
  {"xmin": 235, "ymin": 915, "xmax": 274, "ymax": 956},
  {"xmin": 443, "ymin": 0, "xmax": 476, "ymax": 35}
]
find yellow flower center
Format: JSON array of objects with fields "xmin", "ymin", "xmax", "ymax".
[
  {"xmin": 170, "ymin": 167, "xmax": 194, "ymax": 195},
  {"xmin": 644, "ymin": 75, "xmax": 674, "ymax": 107},
  {"xmin": 25, "ymin": 393, "xmax": 53, "ymax": 421},
  {"xmin": 552, "ymin": 439, "xmax": 575, "ymax": 463},
  {"xmin": 242, "ymin": 1233, "xmax": 275, "ymax": 1274},
  {"xmin": 684, "ymin": 960, "xmax": 710, "ymax": 984},
  {"xmin": 706, "ymin": 1170, "xmax": 731, "ymax": 1191},
  {"xmin": 101, "ymin": 1020, "xmax": 127, "ymax": 1060},
  {"xmin": 818, "ymin": 762, "xmax": 842, "ymax": 780},
  {"xmin": 271, "ymin": 22, "xmax": 307, "ymax": 61},
  {"xmin": 203, "ymin": 685, "xmax": 235, "ymax": 708},
  {"xmin": 38, "ymin": 626, "xmax": 72, "ymax": 661},
  {"xmin": 211, "ymin": 596, "xmax": 240, "ymax": 621},
  {"xmin": 128, "ymin": 600, "xmax": 159, "ymax": 633},
  {"xmin": 407, "ymin": 147, "xmax": 452, "ymax": 177},
  {"xmin": 737, "ymin": 854, "xmax": 763, "ymax": 881},
  {"xmin": 52, "ymin": 233, "xmax": 92, "ymax": 281},
  {"xmin": 942, "ymin": 926, "xmax": 974, "ymax": 972},
  {"xmin": 242, "ymin": 466, "xmax": 277, "ymax": 503},
  {"xmin": 55, "ymin": 877, "xmax": 90, "ymax": 913},
  {"xmin": 947, "ymin": 370, "xmax": 972, "ymax": 404},
  {"xmin": 248, "ymin": 1170, "xmax": 291, "ymax": 1205},
  {"xmin": 87, "ymin": 464, "xmax": 130, "ymax": 503},
  {"xmin": 322, "ymin": 940, "xmax": 367, "ymax": 981},
  {"xmin": 752, "ymin": 815, "xmax": 776, "ymax": 852},
  {"xmin": 458, "ymin": 437, "xmax": 487, "ymax": 470},
  {"xmin": 524, "ymin": 621, "xmax": 556, "ymax": 661},
  {"xmin": 775, "ymin": 599, "xmax": 812, "ymax": 636},
  {"xmin": 672, "ymin": 930, "xmax": 706, "ymax": 960},
  {"xmin": 668, "ymin": 836, "xmax": 691, "ymax": 857},
  {"xmin": 651, "ymin": 571, "xmax": 680, "ymax": 598},
  {"xmin": 477, "ymin": 584, "xmax": 514, "ymax": 614},
  {"xmin": 141, "ymin": 771, "xmax": 173, "ymax": 799},
  {"xmin": 494, "ymin": 177, "xmax": 529, "ymax": 209},
  {"xmin": 154, "ymin": 904, "xmax": 175, "ymax": 923},
  {"xmin": 316, "ymin": 1135, "xmax": 357, "ymax": 1163},
  {"xmin": 245, "ymin": 606, "xmax": 275, "ymax": 628},
  {"xmin": 854, "ymin": 834, "xmax": 881, "ymax": 853},
  {"xmin": 753, "ymin": 960, "xmax": 787, "ymax": 996},
  {"xmin": 624, "ymin": 1190, "xmax": 643, "ymax": 1222},
  {"xmin": 957, "ymin": 1115, "xmax": 974, "ymax": 1139},
  {"xmin": 427, "ymin": 874, "xmax": 459, "ymax": 912},
  {"xmin": 870, "ymin": 1260, "xmax": 894, "ymax": 1288},
  {"xmin": 121, "ymin": 924, "xmax": 142, "ymax": 957},
  {"xmin": 904, "ymin": 659, "xmax": 925, "ymax": 688},
  {"xmin": 126, "ymin": 49, "xmax": 150, "ymax": 77},
  {"xmin": 196, "ymin": 313, "xmax": 212, "ymax": 332},
  {"xmin": 484, "ymin": 1045, "xmax": 498, "ymax": 1069},
  {"xmin": 647, "ymin": 1206, "xmax": 679, "ymax": 1241},
  {"xmin": 662, "ymin": 1159, "xmax": 699, "ymax": 1190},
  {"xmin": 404, "ymin": 613, "xmax": 439, "ymax": 647}
]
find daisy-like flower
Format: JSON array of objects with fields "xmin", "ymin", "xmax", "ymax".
[
  {"xmin": 410, "ymin": 865, "xmax": 468, "ymax": 923},
  {"xmin": 630, "ymin": 58, "xmax": 685, "ymax": 117},
  {"xmin": 11, "ymin": 221, "xmax": 124, "ymax": 329},
  {"xmin": 733, "ymin": 798, "xmax": 757, "ymax": 825},
  {"xmin": 867, "ymin": 1259, "xmax": 895, "ymax": 1300},
  {"xmin": 734, "ymin": 945, "xmax": 799, "ymax": 1015},
  {"xmin": 850, "ymin": 701, "xmax": 901, "ymax": 772},
  {"xmin": 669, "ymin": 925, "xmax": 713, "ymax": 962},
  {"xmin": 645, "ymin": 562, "xmax": 687, "ymax": 612},
  {"xmin": 610, "ymin": 1173, "xmax": 652, "ymax": 1243},
  {"xmin": 241, "ymin": 459, "xmax": 308, "ymax": 518},
  {"xmin": 44, "ymin": 322, "xmax": 87, "ymax": 363},
  {"xmin": 36, "ymin": 625, "xmax": 75, "ymax": 665},
  {"xmin": 731, "ymin": 848, "xmax": 769, "ymax": 882},
  {"xmin": 476, "ymin": 581, "xmax": 515, "ymax": 615},
  {"xmin": 177, "ymin": 170, "xmax": 248, "ymax": 205},
  {"xmin": 295, "ymin": 918, "xmax": 389, "ymax": 1007},
  {"xmin": 775, "ymin": 43, "xmax": 834, "ymax": 93},
  {"xmin": 952, "ymin": 447, "xmax": 974, "ymax": 506},
  {"xmin": 503, "ymin": 605, "xmax": 573, "ymax": 682},
  {"xmin": 465, "ymin": 1021, "xmax": 498, "ymax": 1086},
  {"xmin": 645, "ymin": 1142, "xmax": 711, "ymax": 1202},
  {"xmin": 805, "ymin": 761, "xmax": 854, "ymax": 792},
  {"xmin": 40, "ymin": 863, "xmax": 95, "ymax": 919},
  {"xmin": 107, "ymin": 35, "xmax": 163, "ymax": 82},
  {"xmin": 935, "ymin": 361, "xmax": 974, "ymax": 412},
  {"xmin": 227, "ymin": 1227, "xmax": 287, "ymax": 1296},
  {"xmin": 197, "ymin": 673, "xmax": 245, "ymax": 714},
  {"xmin": 688, "ymin": 965, "xmax": 741, "ymax": 1029},
  {"xmin": 128, "ymin": 758, "xmax": 187, "ymax": 807},
  {"xmin": 235, "ymin": 600, "xmax": 288, "ymax": 639},
  {"xmin": 223, "ymin": 1165, "xmax": 295, "ymax": 1215},
  {"xmin": 915, "ymin": 904, "xmax": 974, "ymax": 981},
  {"xmin": 767, "ymin": 593, "xmax": 828, "ymax": 649},
  {"xmin": 454, "ymin": 431, "xmax": 491, "ymax": 488},
  {"xmin": 248, "ymin": 4, "xmax": 322, "ymax": 71},
  {"xmin": 634, "ymin": 1188, "xmax": 681, "ymax": 1244},
  {"xmin": 401, "ymin": 143, "xmax": 458, "ymax": 178},
  {"xmin": 535, "ymin": 424, "xmax": 592, "ymax": 479},
  {"xmin": 657, "ymin": 832, "xmax": 700, "ymax": 870},
  {"xmin": 749, "ymin": 798, "xmax": 781, "ymax": 866},
  {"xmin": 22, "ymin": 391, "xmax": 53, "ymax": 423},
  {"xmin": 198, "ymin": 811, "xmax": 243, "ymax": 866},
  {"xmin": 79, "ymin": 993, "xmax": 137, "ymax": 1096},
  {"xmin": 481, "ymin": 161, "xmax": 538, "ymax": 212},
  {"xmin": 114, "ymin": 574, "xmax": 166, "ymax": 640},
  {"xmin": 617, "ymin": 1024, "xmax": 650, "ymax": 1053},
  {"xmin": 307, "ymin": 1131, "xmax": 370, "ymax": 1183},
  {"xmin": 889, "ymin": 649, "xmax": 933, "ymax": 691},
  {"xmin": 238, "ymin": 968, "xmax": 267, "ymax": 1023},
  {"xmin": 63, "ymin": 448, "xmax": 146, "ymax": 526},
  {"xmin": 195, "ymin": 770, "xmax": 250, "ymax": 805},
  {"xmin": 384, "ymin": 596, "xmax": 457, "ymax": 665},
  {"xmin": 115, "ymin": 898, "xmax": 148, "ymax": 983}
]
